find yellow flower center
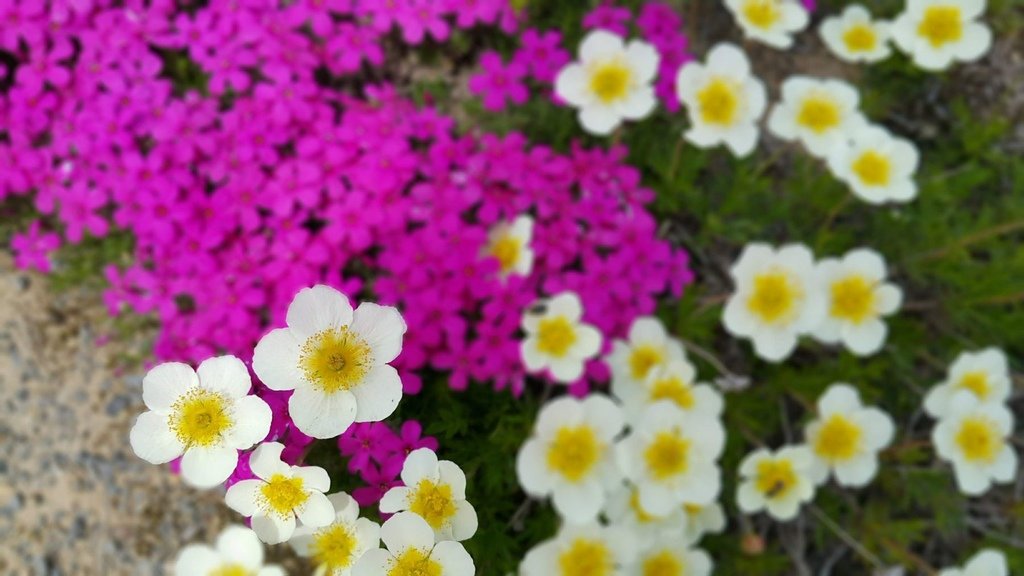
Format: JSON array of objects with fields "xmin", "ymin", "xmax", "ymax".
[
  {"xmin": 829, "ymin": 274, "xmax": 876, "ymax": 324},
  {"xmin": 851, "ymin": 151, "xmax": 892, "ymax": 186},
  {"xmin": 629, "ymin": 344, "xmax": 664, "ymax": 381},
  {"xmin": 169, "ymin": 389, "xmax": 233, "ymax": 448},
  {"xmin": 489, "ymin": 233, "xmax": 522, "ymax": 274},
  {"xmin": 918, "ymin": 6, "xmax": 963, "ymax": 47},
  {"xmin": 754, "ymin": 459, "xmax": 798, "ymax": 500},
  {"xmin": 957, "ymin": 371, "xmax": 990, "ymax": 399},
  {"xmin": 408, "ymin": 480, "xmax": 457, "ymax": 529},
  {"xmin": 210, "ymin": 565, "xmax": 253, "ymax": 576},
  {"xmin": 260, "ymin": 474, "xmax": 308, "ymax": 517},
  {"xmin": 649, "ymin": 376, "xmax": 695, "ymax": 410},
  {"xmin": 696, "ymin": 78, "xmax": 740, "ymax": 126},
  {"xmin": 589, "ymin": 59, "xmax": 632, "ymax": 104},
  {"xmin": 742, "ymin": 0, "xmax": 781, "ymax": 29},
  {"xmin": 683, "ymin": 503, "xmax": 703, "ymax": 515},
  {"xmin": 842, "ymin": 23, "xmax": 878, "ymax": 52},
  {"xmin": 813, "ymin": 414, "xmax": 863, "ymax": 461},
  {"xmin": 629, "ymin": 489, "xmax": 659, "ymax": 523},
  {"xmin": 536, "ymin": 316, "xmax": 577, "ymax": 357},
  {"xmin": 388, "ymin": 548, "xmax": 442, "ymax": 576},
  {"xmin": 643, "ymin": 551, "xmax": 685, "ymax": 576},
  {"xmin": 644, "ymin": 431, "xmax": 690, "ymax": 480},
  {"xmin": 747, "ymin": 270, "xmax": 802, "ymax": 324},
  {"xmin": 796, "ymin": 94, "xmax": 842, "ymax": 134},
  {"xmin": 955, "ymin": 416, "xmax": 1002, "ymax": 463},
  {"xmin": 558, "ymin": 538, "xmax": 613, "ymax": 576},
  {"xmin": 312, "ymin": 524, "xmax": 359, "ymax": 570},
  {"xmin": 546, "ymin": 425, "xmax": 602, "ymax": 482},
  {"xmin": 300, "ymin": 327, "xmax": 373, "ymax": 394}
]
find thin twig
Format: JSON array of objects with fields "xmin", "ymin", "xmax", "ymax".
[
  {"xmin": 808, "ymin": 505, "xmax": 887, "ymax": 571},
  {"xmin": 916, "ymin": 218, "xmax": 1024, "ymax": 262}
]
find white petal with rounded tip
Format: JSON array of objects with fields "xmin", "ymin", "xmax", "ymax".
[
  {"xmin": 707, "ymin": 43, "xmax": 750, "ymax": 77},
  {"xmin": 290, "ymin": 385, "xmax": 357, "ymax": 439},
  {"xmin": 257, "ymin": 567, "xmax": 286, "ymax": 576},
  {"xmin": 516, "ymin": 439, "xmax": 553, "ymax": 496},
  {"xmin": 625, "ymin": 40, "xmax": 659, "ymax": 83},
  {"xmin": 379, "ymin": 486, "xmax": 411, "ymax": 513},
  {"xmin": 352, "ymin": 548, "xmax": 393, "ymax": 576},
  {"xmin": 130, "ymin": 411, "xmax": 184, "ymax": 464},
  {"xmin": 381, "ymin": 512, "xmax": 435, "ymax": 553},
  {"xmin": 293, "ymin": 465, "xmax": 331, "ymax": 493},
  {"xmin": 818, "ymin": 384, "xmax": 860, "ymax": 414},
  {"xmin": 252, "ymin": 328, "xmax": 305, "ymax": 392},
  {"xmin": 197, "ymin": 355, "xmax": 252, "ymax": 398},
  {"xmin": 351, "ymin": 364, "xmax": 402, "ymax": 423},
  {"xmin": 225, "ymin": 479, "xmax": 264, "ymax": 517},
  {"xmin": 401, "ymin": 448, "xmax": 440, "ymax": 486},
  {"xmin": 249, "ymin": 442, "xmax": 289, "ymax": 480},
  {"xmin": 143, "ymin": 362, "xmax": 197, "ymax": 411},
  {"xmin": 615, "ymin": 86, "xmax": 656, "ymax": 120},
  {"xmin": 581, "ymin": 394, "xmax": 624, "ymax": 441},
  {"xmin": 549, "ymin": 355, "xmax": 585, "ymax": 383},
  {"xmin": 580, "ymin": 29, "xmax": 625, "ymax": 62},
  {"xmin": 351, "ymin": 302, "xmax": 406, "ymax": 365},
  {"xmin": 736, "ymin": 481, "xmax": 764, "ymax": 513},
  {"xmin": 450, "ymin": 500, "xmax": 478, "ymax": 541},
  {"xmin": 252, "ymin": 512, "xmax": 296, "ymax": 545},
  {"xmin": 579, "ymin": 105, "xmax": 620, "ymax": 136},
  {"xmin": 438, "ymin": 460, "xmax": 467, "ymax": 499},
  {"xmin": 174, "ymin": 544, "xmax": 220, "ymax": 576},
  {"xmin": 433, "ymin": 540, "xmax": 475, "ymax": 575},
  {"xmin": 226, "ymin": 395, "xmax": 272, "ymax": 449},
  {"xmin": 297, "ymin": 491, "xmax": 335, "ymax": 528},
  {"xmin": 555, "ymin": 64, "xmax": 588, "ymax": 106},
  {"xmin": 552, "ymin": 479, "xmax": 603, "ymax": 524},
  {"xmin": 216, "ymin": 525, "xmax": 264, "ymax": 569},
  {"xmin": 181, "ymin": 445, "xmax": 237, "ymax": 489},
  {"xmin": 286, "ymin": 285, "xmax": 353, "ymax": 337}
]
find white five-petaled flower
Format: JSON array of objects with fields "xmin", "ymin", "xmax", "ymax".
[
  {"xmin": 932, "ymin": 392, "xmax": 1017, "ymax": 496},
  {"xmin": 516, "ymin": 395, "xmax": 625, "ymax": 524},
  {"xmin": 521, "ymin": 291, "xmax": 603, "ymax": 383},
  {"xmin": 819, "ymin": 4, "xmax": 894, "ymax": 63},
  {"xmin": 483, "ymin": 215, "xmax": 534, "ymax": 279},
  {"xmin": 938, "ymin": 548, "xmax": 1009, "ymax": 576},
  {"xmin": 174, "ymin": 525, "xmax": 285, "ymax": 576},
  {"xmin": 380, "ymin": 448, "xmax": 478, "ymax": 542},
  {"xmin": 767, "ymin": 77, "xmax": 869, "ymax": 158},
  {"xmin": 681, "ymin": 501, "xmax": 728, "ymax": 543},
  {"xmin": 827, "ymin": 124, "xmax": 920, "ymax": 204},
  {"xmin": 724, "ymin": 0, "xmax": 810, "ymax": 49},
  {"xmin": 621, "ymin": 358, "xmax": 725, "ymax": 423},
  {"xmin": 129, "ymin": 356, "xmax": 271, "ymax": 489},
  {"xmin": 555, "ymin": 29, "xmax": 660, "ymax": 135},
  {"xmin": 891, "ymin": 0, "xmax": 992, "ymax": 71},
  {"xmin": 805, "ymin": 383, "xmax": 895, "ymax": 487},
  {"xmin": 736, "ymin": 446, "xmax": 816, "ymax": 521},
  {"xmin": 617, "ymin": 402, "xmax": 725, "ymax": 512},
  {"xmin": 603, "ymin": 483, "xmax": 688, "ymax": 539},
  {"xmin": 676, "ymin": 43, "xmax": 768, "ymax": 157},
  {"xmin": 813, "ymin": 248, "xmax": 903, "ymax": 356},
  {"xmin": 289, "ymin": 492, "xmax": 380, "ymax": 576},
  {"xmin": 626, "ymin": 533, "xmax": 714, "ymax": 576},
  {"xmin": 352, "ymin": 512, "xmax": 475, "ymax": 576},
  {"xmin": 924, "ymin": 348, "xmax": 1011, "ymax": 419},
  {"xmin": 225, "ymin": 442, "xmax": 335, "ymax": 544},
  {"xmin": 252, "ymin": 284, "xmax": 406, "ymax": 439},
  {"xmin": 520, "ymin": 523, "xmax": 636, "ymax": 576},
  {"xmin": 723, "ymin": 243, "xmax": 826, "ymax": 362},
  {"xmin": 606, "ymin": 316, "xmax": 687, "ymax": 400}
]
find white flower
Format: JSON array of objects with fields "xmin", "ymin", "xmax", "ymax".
[
  {"xmin": 555, "ymin": 29, "xmax": 660, "ymax": 135},
  {"xmin": 932, "ymin": 392, "xmax": 1017, "ymax": 496},
  {"xmin": 736, "ymin": 446, "xmax": 816, "ymax": 521},
  {"xmin": 252, "ymin": 284, "xmax": 406, "ymax": 439},
  {"xmin": 129, "ymin": 356, "xmax": 271, "ymax": 489},
  {"xmin": 891, "ymin": 0, "xmax": 992, "ymax": 71},
  {"xmin": 819, "ymin": 5, "xmax": 893, "ymax": 63},
  {"xmin": 620, "ymin": 358, "xmax": 725, "ymax": 423},
  {"xmin": 521, "ymin": 291, "xmax": 603, "ymax": 383},
  {"xmin": 380, "ymin": 448, "xmax": 478, "ymax": 542},
  {"xmin": 289, "ymin": 492, "xmax": 380, "ymax": 576},
  {"xmin": 225, "ymin": 442, "xmax": 335, "ymax": 544},
  {"xmin": 617, "ymin": 402, "xmax": 724, "ymax": 513},
  {"xmin": 805, "ymin": 383, "xmax": 895, "ymax": 487},
  {"xmin": 606, "ymin": 316, "xmax": 687, "ymax": 399},
  {"xmin": 520, "ymin": 524, "xmax": 636, "ymax": 576},
  {"xmin": 924, "ymin": 348, "xmax": 1011, "ymax": 418},
  {"xmin": 352, "ymin": 512, "xmax": 474, "ymax": 576},
  {"xmin": 722, "ymin": 243, "xmax": 825, "ymax": 362},
  {"xmin": 938, "ymin": 548, "xmax": 1008, "ymax": 576},
  {"xmin": 516, "ymin": 394, "xmax": 625, "ymax": 523},
  {"xmin": 767, "ymin": 76, "xmax": 869, "ymax": 158},
  {"xmin": 813, "ymin": 248, "xmax": 903, "ymax": 356},
  {"xmin": 681, "ymin": 501, "xmax": 727, "ymax": 543},
  {"xmin": 724, "ymin": 0, "xmax": 810, "ymax": 49},
  {"xmin": 483, "ymin": 215, "xmax": 534, "ymax": 279},
  {"xmin": 174, "ymin": 525, "xmax": 285, "ymax": 576},
  {"xmin": 827, "ymin": 124, "xmax": 919, "ymax": 204},
  {"xmin": 603, "ymin": 482, "xmax": 687, "ymax": 539},
  {"xmin": 625, "ymin": 533, "xmax": 713, "ymax": 576},
  {"xmin": 676, "ymin": 43, "xmax": 767, "ymax": 157}
]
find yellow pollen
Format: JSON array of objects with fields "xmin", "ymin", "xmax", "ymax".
[
  {"xmin": 536, "ymin": 316, "xmax": 577, "ymax": 357},
  {"xmin": 260, "ymin": 474, "xmax": 308, "ymax": 517},
  {"xmin": 629, "ymin": 489, "xmax": 659, "ymax": 523},
  {"xmin": 747, "ymin": 270, "xmax": 802, "ymax": 324},
  {"xmin": 742, "ymin": 0, "xmax": 781, "ymax": 29},
  {"xmin": 644, "ymin": 431, "xmax": 690, "ymax": 480},
  {"xmin": 918, "ymin": 6, "xmax": 963, "ymax": 47},
  {"xmin": 683, "ymin": 503, "xmax": 703, "ymax": 515},
  {"xmin": 755, "ymin": 459, "xmax": 798, "ymax": 499},
  {"xmin": 299, "ymin": 326, "xmax": 373, "ymax": 393},
  {"xmin": 588, "ymin": 60, "xmax": 632, "ymax": 104},
  {"xmin": 813, "ymin": 414, "xmax": 863, "ymax": 461},
  {"xmin": 489, "ymin": 234, "xmax": 522, "ymax": 274},
  {"xmin": 851, "ymin": 151, "xmax": 892, "ymax": 186},
  {"xmin": 558, "ymin": 538, "xmax": 613, "ymax": 576},
  {"xmin": 629, "ymin": 345, "xmax": 664, "ymax": 381},
  {"xmin": 842, "ymin": 23, "xmax": 878, "ymax": 52},
  {"xmin": 388, "ymin": 548, "xmax": 442, "ymax": 576},
  {"xmin": 169, "ymin": 389, "xmax": 233, "ymax": 447},
  {"xmin": 955, "ymin": 417, "xmax": 1002, "ymax": 463},
  {"xmin": 796, "ymin": 95, "xmax": 842, "ymax": 134},
  {"xmin": 957, "ymin": 371, "xmax": 990, "ymax": 399},
  {"xmin": 408, "ymin": 480, "xmax": 457, "ymax": 529},
  {"xmin": 312, "ymin": 524, "xmax": 359, "ymax": 570},
  {"xmin": 649, "ymin": 377, "xmax": 695, "ymax": 410},
  {"xmin": 210, "ymin": 565, "xmax": 252, "ymax": 576},
  {"xmin": 696, "ymin": 78, "xmax": 740, "ymax": 126},
  {"xmin": 546, "ymin": 425, "xmax": 602, "ymax": 482},
  {"xmin": 643, "ymin": 551, "xmax": 685, "ymax": 576},
  {"xmin": 829, "ymin": 274, "xmax": 876, "ymax": 324}
]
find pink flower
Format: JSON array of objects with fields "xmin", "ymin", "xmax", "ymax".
[
  {"xmin": 11, "ymin": 221, "xmax": 61, "ymax": 273},
  {"xmin": 353, "ymin": 457, "xmax": 404, "ymax": 507},
  {"xmin": 468, "ymin": 51, "xmax": 529, "ymax": 111},
  {"xmin": 581, "ymin": 3, "xmax": 632, "ymax": 36},
  {"xmin": 513, "ymin": 28, "xmax": 571, "ymax": 83}
]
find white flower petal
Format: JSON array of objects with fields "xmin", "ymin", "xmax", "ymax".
[
  {"xmin": 252, "ymin": 512, "xmax": 296, "ymax": 545},
  {"xmin": 226, "ymin": 395, "xmax": 272, "ymax": 449},
  {"xmin": 143, "ymin": 362, "xmax": 197, "ymax": 411},
  {"xmin": 351, "ymin": 364, "xmax": 402, "ymax": 423},
  {"xmin": 130, "ymin": 411, "xmax": 184, "ymax": 464},
  {"xmin": 350, "ymin": 302, "xmax": 406, "ymax": 365},
  {"xmin": 290, "ymin": 385, "xmax": 358, "ymax": 439},
  {"xmin": 181, "ymin": 445, "xmax": 238, "ymax": 489},
  {"xmin": 401, "ymin": 448, "xmax": 440, "ymax": 486},
  {"xmin": 216, "ymin": 525, "xmax": 264, "ymax": 569},
  {"xmin": 197, "ymin": 355, "xmax": 252, "ymax": 398},
  {"xmin": 225, "ymin": 479, "xmax": 264, "ymax": 518},
  {"xmin": 381, "ymin": 512, "xmax": 435, "ymax": 553},
  {"xmin": 296, "ymin": 490, "xmax": 335, "ymax": 528},
  {"xmin": 432, "ymin": 541, "xmax": 475, "ymax": 576},
  {"xmin": 252, "ymin": 328, "xmax": 305, "ymax": 392},
  {"xmin": 286, "ymin": 285, "xmax": 354, "ymax": 337}
]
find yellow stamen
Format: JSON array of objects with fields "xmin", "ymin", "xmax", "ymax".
[
  {"xmin": 851, "ymin": 151, "xmax": 892, "ymax": 187},
  {"xmin": 649, "ymin": 376, "xmax": 695, "ymax": 410},
  {"xmin": 643, "ymin": 551, "xmax": 685, "ymax": 576},
  {"xmin": 312, "ymin": 524, "xmax": 359, "ymax": 570},
  {"xmin": 813, "ymin": 414, "xmax": 863, "ymax": 461},
  {"xmin": 842, "ymin": 23, "xmax": 878, "ymax": 52},
  {"xmin": 955, "ymin": 417, "xmax": 1002, "ymax": 463},
  {"xmin": 300, "ymin": 327, "xmax": 373, "ymax": 393},
  {"xmin": 957, "ymin": 371, "xmax": 990, "ymax": 399},
  {"xmin": 747, "ymin": 270, "xmax": 802, "ymax": 324},
  {"xmin": 558, "ymin": 538, "xmax": 612, "ymax": 576},
  {"xmin": 629, "ymin": 344, "xmax": 664, "ymax": 381},
  {"xmin": 260, "ymin": 474, "xmax": 308, "ymax": 517},
  {"xmin": 917, "ymin": 6, "xmax": 963, "ymax": 47},
  {"xmin": 546, "ymin": 426, "xmax": 601, "ymax": 482},
  {"xmin": 697, "ymin": 78, "xmax": 740, "ymax": 126},
  {"xmin": 589, "ymin": 60, "xmax": 632, "ymax": 104},
  {"xmin": 409, "ymin": 480, "xmax": 457, "ymax": 529},
  {"xmin": 489, "ymin": 233, "xmax": 522, "ymax": 274},
  {"xmin": 170, "ymin": 389, "xmax": 233, "ymax": 447},
  {"xmin": 388, "ymin": 548, "xmax": 442, "ymax": 576},
  {"xmin": 536, "ymin": 316, "xmax": 577, "ymax": 357},
  {"xmin": 210, "ymin": 565, "xmax": 252, "ymax": 576},
  {"xmin": 829, "ymin": 274, "xmax": 876, "ymax": 324},
  {"xmin": 796, "ymin": 95, "xmax": 841, "ymax": 134},
  {"xmin": 644, "ymin": 431, "xmax": 690, "ymax": 480},
  {"xmin": 755, "ymin": 458, "xmax": 798, "ymax": 499}
]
